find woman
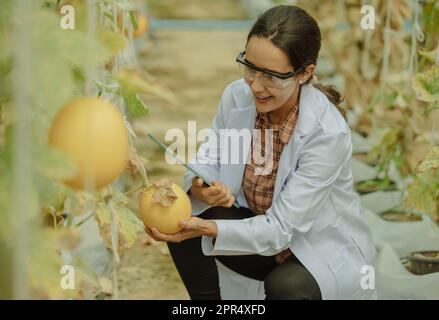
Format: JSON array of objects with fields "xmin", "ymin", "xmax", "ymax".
[{"xmin": 146, "ymin": 5, "xmax": 376, "ymax": 300}]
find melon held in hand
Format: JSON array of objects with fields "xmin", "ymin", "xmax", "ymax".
[{"xmin": 139, "ymin": 179, "xmax": 192, "ymax": 234}]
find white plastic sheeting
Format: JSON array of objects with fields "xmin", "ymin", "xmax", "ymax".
[
  {"xmin": 215, "ymin": 208, "xmax": 439, "ymax": 300},
  {"xmin": 360, "ymin": 190, "xmax": 402, "ymax": 215},
  {"xmin": 364, "ymin": 209, "xmax": 439, "ymax": 258},
  {"xmin": 375, "ymin": 244, "xmax": 439, "ymax": 299},
  {"xmin": 351, "ymin": 158, "xmax": 378, "ymax": 183}
]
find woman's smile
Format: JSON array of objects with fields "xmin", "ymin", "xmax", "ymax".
[{"xmin": 254, "ymin": 94, "xmax": 274, "ymax": 105}]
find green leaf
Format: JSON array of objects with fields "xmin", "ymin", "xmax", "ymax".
[
  {"xmin": 419, "ymin": 47, "xmax": 438, "ymax": 64},
  {"xmin": 115, "ymin": 68, "xmax": 177, "ymax": 105},
  {"xmin": 128, "ymin": 10, "xmax": 139, "ymax": 30},
  {"xmin": 28, "ymin": 230, "xmax": 79, "ymax": 299},
  {"xmin": 0, "ymin": 236, "xmax": 12, "ymax": 299},
  {"xmin": 97, "ymin": 27, "xmax": 127, "ymax": 56},
  {"xmin": 9, "ymin": 7, "xmax": 127, "ymax": 142},
  {"xmin": 33, "ymin": 142, "xmax": 75, "ymax": 214},
  {"xmin": 0, "ymin": 126, "xmax": 40, "ymax": 236},
  {"xmin": 0, "ymin": 175, "xmax": 11, "ymax": 238},
  {"xmin": 61, "ymin": 31, "xmax": 111, "ymax": 67},
  {"xmin": 54, "ymin": 1, "xmax": 125, "ymax": 61},
  {"xmin": 15, "ymin": 9, "xmax": 76, "ymax": 140},
  {"xmin": 35, "ymin": 144, "xmax": 78, "ymax": 180},
  {"xmin": 122, "ymin": 92, "xmax": 149, "ymax": 117},
  {"xmin": 103, "ymin": 11, "xmax": 115, "ymax": 24},
  {"xmin": 105, "ymin": 0, "xmax": 134, "ymax": 11},
  {"xmin": 404, "ymin": 172, "xmax": 438, "ymax": 219},
  {"xmin": 34, "ymin": 173, "xmax": 69, "ymax": 213}
]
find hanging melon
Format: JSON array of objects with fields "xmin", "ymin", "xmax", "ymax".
[{"xmin": 48, "ymin": 97, "xmax": 129, "ymax": 190}]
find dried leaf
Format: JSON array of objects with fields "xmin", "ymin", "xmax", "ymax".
[
  {"xmin": 152, "ymin": 178, "xmax": 173, "ymax": 188},
  {"xmin": 415, "ymin": 146, "xmax": 439, "ymax": 173},
  {"xmin": 75, "ymin": 267, "xmax": 101, "ymax": 300},
  {"xmin": 412, "ymin": 65, "xmax": 439, "ymax": 104},
  {"xmin": 95, "ymin": 203, "xmax": 144, "ymax": 253},
  {"xmin": 98, "ymin": 187, "xmax": 128, "ymax": 207},
  {"xmin": 151, "ymin": 179, "xmax": 177, "ymax": 207},
  {"xmin": 138, "ymin": 233, "xmax": 157, "ymax": 246},
  {"xmin": 125, "ymin": 147, "xmax": 148, "ymax": 178},
  {"xmin": 63, "ymin": 191, "xmax": 96, "ymax": 216},
  {"xmin": 41, "ymin": 206, "xmax": 65, "ymax": 228},
  {"xmin": 97, "ymin": 276, "xmax": 113, "ymax": 296}
]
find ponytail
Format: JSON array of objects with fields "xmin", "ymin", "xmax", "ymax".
[{"xmin": 308, "ymin": 76, "xmax": 346, "ymax": 119}]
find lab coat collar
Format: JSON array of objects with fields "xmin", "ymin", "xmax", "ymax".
[
  {"xmin": 294, "ymin": 84, "xmax": 322, "ymax": 138},
  {"xmin": 222, "ymin": 83, "xmax": 325, "ymax": 198},
  {"xmin": 230, "ymin": 81, "xmax": 323, "ymax": 140}
]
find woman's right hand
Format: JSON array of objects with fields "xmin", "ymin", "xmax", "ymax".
[{"xmin": 190, "ymin": 177, "xmax": 236, "ymax": 208}]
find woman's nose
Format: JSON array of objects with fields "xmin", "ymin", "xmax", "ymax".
[{"xmin": 250, "ymin": 74, "xmax": 266, "ymax": 93}]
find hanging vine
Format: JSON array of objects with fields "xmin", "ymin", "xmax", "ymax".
[{"xmin": 0, "ymin": 0, "xmax": 174, "ymax": 299}]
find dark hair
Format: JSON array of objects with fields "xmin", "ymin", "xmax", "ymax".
[{"xmin": 247, "ymin": 5, "xmax": 345, "ymax": 118}]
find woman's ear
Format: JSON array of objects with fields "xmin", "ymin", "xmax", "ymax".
[{"xmin": 300, "ymin": 64, "xmax": 316, "ymax": 83}]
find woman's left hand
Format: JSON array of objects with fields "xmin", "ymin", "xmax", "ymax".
[{"xmin": 145, "ymin": 217, "xmax": 218, "ymax": 243}]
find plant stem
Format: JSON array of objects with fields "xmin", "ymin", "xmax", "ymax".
[
  {"xmin": 74, "ymin": 211, "xmax": 96, "ymax": 228},
  {"xmin": 124, "ymin": 183, "xmax": 145, "ymax": 196},
  {"xmin": 432, "ymin": 109, "xmax": 437, "ymax": 146},
  {"xmin": 51, "ymin": 208, "xmax": 58, "ymax": 229},
  {"xmin": 66, "ymin": 212, "xmax": 73, "ymax": 227}
]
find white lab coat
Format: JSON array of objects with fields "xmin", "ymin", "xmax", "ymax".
[{"xmin": 183, "ymin": 79, "xmax": 377, "ymax": 300}]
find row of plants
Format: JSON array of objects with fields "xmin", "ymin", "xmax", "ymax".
[
  {"xmin": 300, "ymin": 0, "xmax": 438, "ymax": 275},
  {"xmin": 0, "ymin": 0, "xmax": 188, "ymax": 299}
]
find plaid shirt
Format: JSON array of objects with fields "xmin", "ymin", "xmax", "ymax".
[{"xmin": 242, "ymin": 103, "xmax": 299, "ymax": 215}]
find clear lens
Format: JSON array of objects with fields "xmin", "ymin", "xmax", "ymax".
[{"xmin": 239, "ymin": 64, "xmax": 292, "ymax": 89}]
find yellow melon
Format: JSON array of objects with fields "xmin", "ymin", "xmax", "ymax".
[
  {"xmin": 139, "ymin": 182, "xmax": 192, "ymax": 234},
  {"xmin": 48, "ymin": 97, "xmax": 129, "ymax": 190}
]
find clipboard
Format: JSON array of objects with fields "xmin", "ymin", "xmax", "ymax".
[{"xmin": 147, "ymin": 133, "xmax": 240, "ymax": 209}]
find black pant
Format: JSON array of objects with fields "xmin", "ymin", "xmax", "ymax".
[{"xmin": 167, "ymin": 206, "xmax": 322, "ymax": 300}]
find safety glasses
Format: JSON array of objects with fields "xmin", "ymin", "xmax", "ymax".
[{"xmin": 236, "ymin": 51, "xmax": 304, "ymax": 89}]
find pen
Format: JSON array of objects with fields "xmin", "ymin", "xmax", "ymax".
[{"xmin": 147, "ymin": 133, "xmax": 241, "ymax": 209}]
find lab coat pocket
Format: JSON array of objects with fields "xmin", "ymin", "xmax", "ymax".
[
  {"xmin": 329, "ymin": 247, "xmax": 348, "ymax": 274},
  {"xmin": 328, "ymin": 247, "xmax": 364, "ymax": 299}
]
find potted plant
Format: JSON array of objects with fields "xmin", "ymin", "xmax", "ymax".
[
  {"xmin": 404, "ymin": 44, "xmax": 439, "ymax": 224},
  {"xmin": 403, "ymin": 147, "xmax": 439, "ymax": 224},
  {"xmin": 380, "ymin": 208, "xmax": 424, "ymax": 222},
  {"xmin": 407, "ymin": 251, "xmax": 439, "ymax": 275},
  {"xmin": 355, "ymin": 128, "xmax": 400, "ymax": 195}
]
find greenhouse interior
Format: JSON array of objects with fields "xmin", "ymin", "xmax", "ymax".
[{"xmin": 0, "ymin": 0, "xmax": 438, "ymax": 302}]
